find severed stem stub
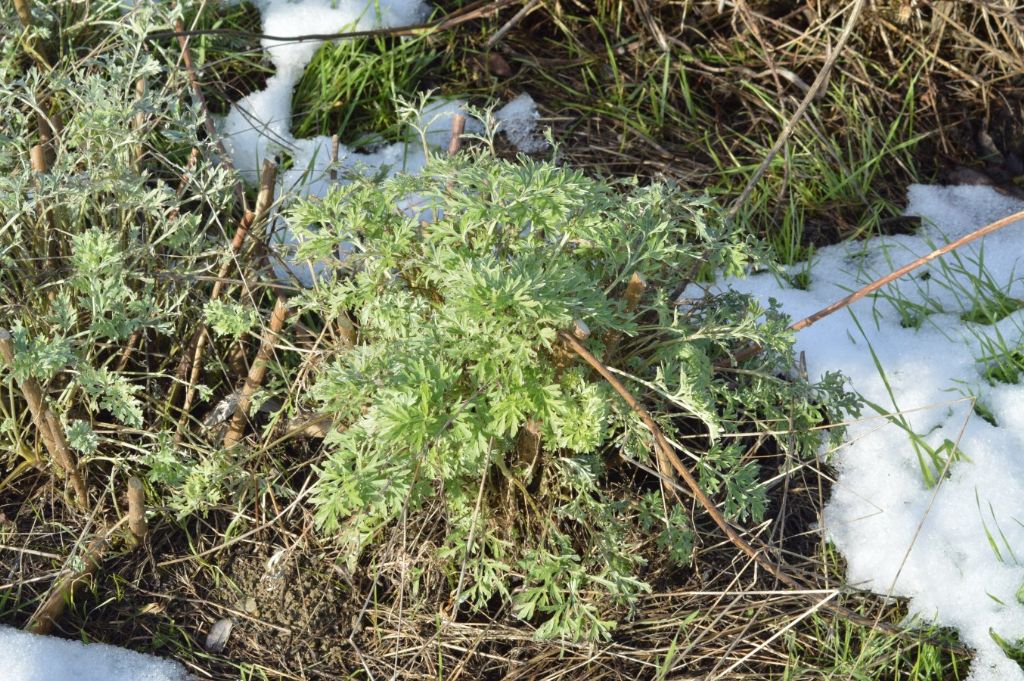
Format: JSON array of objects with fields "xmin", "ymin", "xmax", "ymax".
[
  {"xmin": 0, "ymin": 329, "xmax": 88, "ymax": 508},
  {"xmin": 223, "ymin": 295, "xmax": 290, "ymax": 449},
  {"xmin": 126, "ymin": 476, "xmax": 148, "ymax": 544},
  {"xmin": 448, "ymin": 114, "xmax": 466, "ymax": 157},
  {"xmin": 27, "ymin": 532, "xmax": 109, "ymax": 635}
]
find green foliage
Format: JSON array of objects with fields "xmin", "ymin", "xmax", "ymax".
[
  {"xmin": 0, "ymin": 3, "xmax": 239, "ymax": 496},
  {"xmin": 204, "ymin": 299, "xmax": 259, "ymax": 339},
  {"xmin": 286, "ymin": 151, "xmax": 859, "ymax": 640}
]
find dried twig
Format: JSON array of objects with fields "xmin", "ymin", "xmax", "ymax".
[
  {"xmin": 727, "ymin": 208, "xmax": 1024, "ymax": 365},
  {"xmin": 560, "ymin": 330, "xmax": 798, "ymax": 586},
  {"xmin": 0, "ymin": 330, "xmax": 88, "ymax": 507},
  {"xmin": 329, "ymin": 133, "xmax": 340, "ymax": 181},
  {"xmin": 26, "ymin": 533, "xmax": 109, "ymax": 635},
  {"xmin": 174, "ymin": 19, "xmax": 246, "ymax": 209},
  {"xmin": 560, "ymin": 330, "xmax": 967, "ymax": 650},
  {"xmin": 150, "ymin": 0, "xmax": 520, "ymax": 44},
  {"xmin": 223, "ymin": 296, "xmax": 290, "ymax": 449},
  {"xmin": 486, "ymin": 0, "xmax": 540, "ymax": 48},
  {"xmin": 624, "ymin": 271, "xmax": 647, "ymax": 312},
  {"xmin": 728, "ymin": 0, "xmax": 867, "ymax": 216},
  {"xmin": 176, "ymin": 161, "xmax": 278, "ymax": 439}
]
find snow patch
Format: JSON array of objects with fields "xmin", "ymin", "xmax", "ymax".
[
  {"xmin": 688, "ymin": 184, "xmax": 1024, "ymax": 679},
  {"xmin": 0, "ymin": 625, "xmax": 191, "ymax": 681},
  {"xmin": 495, "ymin": 93, "xmax": 548, "ymax": 154}
]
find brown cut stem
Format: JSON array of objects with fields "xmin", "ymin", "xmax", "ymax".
[
  {"xmin": 26, "ymin": 533, "xmax": 109, "ymax": 635},
  {"xmin": 624, "ymin": 271, "xmax": 647, "ymax": 312},
  {"xmin": 223, "ymin": 296, "xmax": 290, "ymax": 448},
  {"xmin": 126, "ymin": 476, "xmax": 148, "ymax": 544},
  {"xmin": 0, "ymin": 330, "xmax": 88, "ymax": 507},
  {"xmin": 177, "ymin": 161, "xmax": 277, "ymax": 438},
  {"xmin": 448, "ymin": 114, "xmax": 467, "ymax": 157},
  {"xmin": 329, "ymin": 134, "xmax": 340, "ymax": 181}
]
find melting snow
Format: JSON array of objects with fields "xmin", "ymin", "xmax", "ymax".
[
  {"xmin": 689, "ymin": 184, "xmax": 1024, "ymax": 680},
  {"xmin": 0, "ymin": 625, "xmax": 191, "ymax": 681}
]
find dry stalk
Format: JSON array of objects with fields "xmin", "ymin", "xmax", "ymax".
[
  {"xmin": 560, "ymin": 329, "xmax": 797, "ymax": 585},
  {"xmin": 15, "ymin": 0, "xmax": 58, "ymax": 170},
  {"xmin": 26, "ymin": 533, "xmax": 110, "ymax": 635},
  {"xmin": 726, "ymin": 207, "xmax": 1024, "ymax": 365},
  {"xmin": 729, "ymin": 0, "xmax": 867, "ymax": 216},
  {"xmin": 126, "ymin": 476, "xmax": 148, "ymax": 544},
  {"xmin": 486, "ymin": 0, "xmax": 540, "ymax": 48},
  {"xmin": 152, "ymin": 0, "xmax": 521, "ymax": 43},
  {"xmin": 0, "ymin": 330, "xmax": 88, "ymax": 507},
  {"xmin": 176, "ymin": 160, "xmax": 277, "ymax": 439},
  {"xmin": 223, "ymin": 295, "xmax": 290, "ymax": 449},
  {"xmin": 175, "ymin": 18, "xmax": 246, "ymax": 209},
  {"xmin": 559, "ymin": 330, "xmax": 960, "ymax": 648}
]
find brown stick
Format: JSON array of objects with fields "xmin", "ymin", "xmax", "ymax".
[
  {"xmin": 0, "ymin": 330, "xmax": 88, "ymax": 507},
  {"xmin": 133, "ymin": 77, "xmax": 147, "ymax": 171},
  {"xmin": 560, "ymin": 330, "xmax": 801, "ymax": 589},
  {"xmin": 26, "ymin": 533, "xmax": 109, "ymax": 635},
  {"xmin": 126, "ymin": 476, "xmax": 148, "ymax": 544},
  {"xmin": 728, "ymin": 0, "xmax": 866, "ymax": 217},
  {"xmin": 486, "ymin": 0, "xmax": 540, "ymax": 48},
  {"xmin": 223, "ymin": 296, "xmax": 290, "ymax": 448},
  {"xmin": 561, "ymin": 329, "xmax": 973, "ymax": 652},
  {"xmin": 448, "ymin": 114, "xmax": 467, "ymax": 157},
  {"xmin": 728, "ymin": 208, "xmax": 1024, "ymax": 365},
  {"xmin": 150, "ymin": 0, "xmax": 520, "ymax": 43},
  {"xmin": 29, "ymin": 145, "xmax": 47, "ymax": 172},
  {"xmin": 177, "ymin": 161, "xmax": 277, "ymax": 438}
]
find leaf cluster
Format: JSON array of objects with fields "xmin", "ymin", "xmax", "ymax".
[{"xmin": 285, "ymin": 151, "xmax": 859, "ymax": 639}]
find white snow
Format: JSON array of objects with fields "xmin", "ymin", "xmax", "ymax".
[
  {"xmin": 0, "ymin": 625, "xmax": 191, "ymax": 681},
  {"xmin": 689, "ymin": 184, "xmax": 1024, "ymax": 679},
  {"xmin": 494, "ymin": 93, "xmax": 547, "ymax": 154}
]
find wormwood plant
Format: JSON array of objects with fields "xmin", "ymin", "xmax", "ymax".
[
  {"xmin": 287, "ymin": 151, "xmax": 859, "ymax": 640},
  {"xmin": 0, "ymin": 2, "xmax": 239, "ymax": 502}
]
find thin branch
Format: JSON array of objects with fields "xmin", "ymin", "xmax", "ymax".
[
  {"xmin": 727, "ymin": 208, "xmax": 1024, "ymax": 365},
  {"xmin": 174, "ymin": 19, "xmax": 246, "ymax": 209},
  {"xmin": 559, "ymin": 330, "xmax": 800, "ymax": 588},
  {"xmin": 560, "ymin": 330, "xmax": 971, "ymax": 652},
  {"xmin": 148, "ymin": 0, "xmax": 519, "ymax": 44},
  {"xmin": 177, "ymin": 161, "xmax": 277, "ymax": 439},
  {"xmin": 223, "ymin": 296, "xmax": 290, "ymax": 449}
]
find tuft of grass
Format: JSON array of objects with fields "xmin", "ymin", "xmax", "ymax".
[
  {"xmin": 180, "ymin": 2, "xmax": 273, "ymax": 115},
  {"xmin": 851, "ymin": 311, "xmax": 966, "ymax": 488},
  {"xmin": 290, "ymin": 32, "xmax": 438, "ymax": 142}
]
